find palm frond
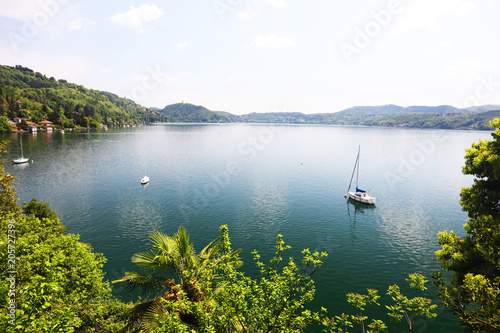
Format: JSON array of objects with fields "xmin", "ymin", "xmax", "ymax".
[
  {"xmin": 198, "ymin": 236, "xmax": 222, "ymax": 259},
  {"xmin": 149, "ymin": 230, "xmax": 176, "ymax": 256},
  {"xmin": 112, "ymin": 271, "xmax": 166, "ymax": 298},
  {"xmin": 141, "ymin": 300, "xmax": 167, "ymax": 333},
  {"xmin": 174, "ymin": 226, "xmax": 196, "ymax": 270}
]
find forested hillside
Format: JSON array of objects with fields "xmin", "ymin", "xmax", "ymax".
[
  {"xmin": 237, "ymin": 110, "xmax": 500, "ymax": 130},
  {"xmin": 0, "ymin": 65, "xmax": 167, "ymax": 131},
  {"xmin": 158, "ymin": 102, "xmax": 233, "ymax": 123},
  {"xmin": 2, "ymin": 64, "xmax": 499, "ymax": 131}
]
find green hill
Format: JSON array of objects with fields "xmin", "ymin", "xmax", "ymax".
[
  {"xmin": 237, "ymin": 108, "xmax": 500, "ymax": 130},
  {"xmin": 159, "ymin": 103, "xmax": 233, "ymax": 123},
  {"xmin": 0, "ymin": 65, "xmax": 167, "ymax": 131},
  {"xmin": 336, "ymin": 104, "xmax": 481, "ymax": 115},
  {"xmin": 1, "ymin": 64, "xmax": 499, "ymax": 131}
]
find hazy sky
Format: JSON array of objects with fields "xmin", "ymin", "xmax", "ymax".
[{"xmin": 1, "ymin": 0, "xmax": 499, "ymax": 114}]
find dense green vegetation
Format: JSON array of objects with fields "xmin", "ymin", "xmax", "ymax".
[
  {"xmin": 434, "ymin": 119, "xmax": 500, "ymax": 331},
  {"xmin": 2, "ymin": 118, "xmax": 500, "ymax": 331},
  {"xmin": 2, "ymin": 64, "xmax": 499, "ymax": 131},
  {"xmin": 4, "ymin": 117, "xmax": 500, "ymax": 331},
  {"xmin": 0, "ymin": 65, "xmax": 167, "ymax": 130},
  {"xmin": 237, "ymin": 110, "xmax": 500, "ymax": 130},
  {"xmin": 0, "ymin": 140, "xmax": 130, "ymax": 332},
  {"xmin": 1, "ymin": 62, "xmax": 500, "ymax": 331},
  {"xmin": 0, "ymin": 138, "xmax": 441, "ymax": 332},
  {"xmin": 159, "ymin": 103, "xmax": 233, "ymax": 123}
]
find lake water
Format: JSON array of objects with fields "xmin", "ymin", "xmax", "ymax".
[{"xmin": 2, "ymin": 124, "xmax": 493, "ymax": 332}]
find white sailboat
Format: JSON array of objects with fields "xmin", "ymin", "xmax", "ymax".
[
  {"xmin": 140, "ymin": 175, "xmax": 149, "ymax": 185},
  {"xmin": 140, "ymin": 139, "xmax": 150, "ymax": 185},
  {"xmin": 345, "ymin": 145, "xmax": 376, "ymax": 205},
  {"xmin": 12, "ymin": 136, "xmax": 29, "ymax": 164},
  {"xmin": 140, "ymin": 158, "xmax": 149, "ymax": 185}
]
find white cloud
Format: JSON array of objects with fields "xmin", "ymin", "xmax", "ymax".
[
  {"xmin": 245, "ymin": 34, "xmax": 296, "ymax": 49},
  {"xmin": 266, "ymin": 0, "xmax": 288, "ymax": 8},
  {"xmin": 236, "ymin": 8, "xmax": 259, "ymax": 20},
  {"xmin": 68, "ymin": 17, "xmax": 94, "ymax": 31},
  {"xmin": 446, "ymin": 58, "xmax": 483, "ymax": 74},
  {"xmin": 108, "ymin": 4, "xmax": 165, "ymax": 33},
  {"xmin": 391, "ymin": 0, "xmax": 476, "ymax": 34},
  {"xmin": 174, "ymin": 42, "xmax": 188, "ymax": 52}
]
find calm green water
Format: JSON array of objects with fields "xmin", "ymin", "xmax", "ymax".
[{"xmin": 2, "ymin": 124, "xmax": 493, "ymax": 332}]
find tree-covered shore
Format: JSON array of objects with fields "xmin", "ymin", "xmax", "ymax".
[
  {"xmin": 0, "ymin": 65, "xmax": 168, "ymax": 132},
  {"xmin": 2, "ymin": 64, "xmax": 500, "ymax": 133},
  {"xmin": 1, "ymin": 120, "xmax": 500, "ymax": 331},
  {"xmin": 1, "ymin": 64, "xmax": 500, "ymax": 331}
]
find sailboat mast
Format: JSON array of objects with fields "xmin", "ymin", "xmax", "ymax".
[
  {"xmin": 355, "ymin": 145, "xmax": 360, "ymax": 189},
  {"xmin": 346, "ymin": 146, "xmax": 360, "ymax": 193}
]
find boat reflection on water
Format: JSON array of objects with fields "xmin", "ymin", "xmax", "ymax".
[{"xmin": 346, "ymin": 197, "xmax": 376, "ymax": 243}]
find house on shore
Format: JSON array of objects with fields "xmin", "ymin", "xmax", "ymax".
[
  {"xmin": 27, "ymin": 121, "xmax": 38, "ymax": 133},
  {"xmin": 39, "ymin": 120, "xmax": 53, "ymax": 132}
]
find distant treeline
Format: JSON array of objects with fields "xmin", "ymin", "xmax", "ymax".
[
  {"xmin": 233, "ymin": 111, "xmax": 500, "ymax": 130},
  {"xmin": 157, "ymin": 103, "xmax": 500, "ymax": 130},
  {"xmin": 2, "ymin": 64, "xmax": 499, "ymax": 131}
]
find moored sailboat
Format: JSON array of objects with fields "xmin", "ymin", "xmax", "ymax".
[
  {"xmin": 12, "ymin": 136, "xmax": 29, "ymax": 164},
  {"xmin": 345, "ymin": 145, "xmax": 376, "ymax": 205}
]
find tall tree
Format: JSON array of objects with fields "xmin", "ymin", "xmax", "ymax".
[{"xmin": 434, "ymin": 118, "xmax": 500, "ymax": 332}]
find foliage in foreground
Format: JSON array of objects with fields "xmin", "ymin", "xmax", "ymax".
[
  {"xmin": 0, "ymin": 141, "xmax": 134, "ymax": 332},
  {"xmin": 0, "ymin": 137, "xmax": 441, "ymax": 332},
  {"xmin": 114, "ymin": 224, "xmax": 438, "ymax": 333},
  {"xmin": 112, "ymin": 224, "xmax": 329, "ymax": 332},
  {"xmin": 434, "ymin": 119, "xmax": 500, "ymax": 332},
  {"xmin": 322, "ymin": 273, "xmax": 437, "ymax": 333}
]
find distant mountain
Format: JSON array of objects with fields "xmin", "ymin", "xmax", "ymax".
[
  {"xmin": 2, "ymin": 63, "xmax": 499, "ymax": 131},
  {"xmin": 158, "ymin": 103, "xmax": 233, "ymax": 123},
  {"xmin": 156, "ymin": 102, "xmax": 500, "ymax": 130},
  {"xmin": 336, "ymin": 104, "xmax": 486, "ymax": 115},
  {"xmin": 407, "ymin": 105, "xmax": 462, "ymax": 113},
  {"xmin": 463, "ymin": 104, "xmax": 500, "ymax": 112},
  {"xmin": 337, "ymin": 104, "xmax": 408, "ymax": 115}
]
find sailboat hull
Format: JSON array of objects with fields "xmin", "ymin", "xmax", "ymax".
[
  {"xmin": 348, "ymin": 191, "xmax": 376, "ymax": 205},
  {"xmin": 12, "ymin": 158, "xmax": 29, "ymax": 164}
]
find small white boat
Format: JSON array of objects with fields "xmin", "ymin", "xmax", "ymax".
[
  {"xmin": 141, "ymin": 176, "xmax": 149, "ymax": 185},
  {"xmin": 345, "ymin": 145, "xmax": 376, "ymax": 205},
  {"xmin": 12, "ymin": 157, "xmax": 29, "ymax": 164},
  {"xmin": 348, "ymin": 188, "xmax": 376, "ymax": 205},
  {"xmin": 12, "ymin": 137, "xmax": 29, "ymax": 164}
]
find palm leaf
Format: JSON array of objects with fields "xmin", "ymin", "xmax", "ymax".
[
  {"xmin": 149, "ymin": 230, "xmax": 176, "ymax": 256},
  {"xmin": 198, "ymin": 236, "xmax": 222, "ymax": 259},
  {"xmin": 174, "ymin": 226, "xmax": 196, "ymax": 271},
  {"xmin": 132, "ymin": 250, "xmax": 176, "ymax": 272},
  {"xmin": 112, "ymin": 271, "xmax": 166, "ymax": 298},
  {"xmin": 141, "ymin": 300, "xmax": 167, "ymax": 333}
]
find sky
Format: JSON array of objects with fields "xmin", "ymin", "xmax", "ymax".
[{"xmin": 1, "ymin": 0, "xmax": 499, "ymax": 115}]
